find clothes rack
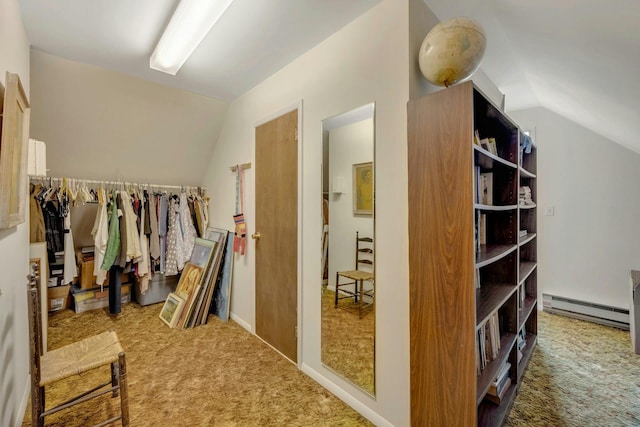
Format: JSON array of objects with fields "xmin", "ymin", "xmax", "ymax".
[{"xmin": 28, "ymin": 175, "xmax": 206, "ymax": 195}]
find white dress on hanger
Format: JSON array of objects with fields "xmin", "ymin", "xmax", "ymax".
[
  {"xmin": 91, "ymin": 187, "xmax": 109, "ymax": 286},
  {"xmin": 62, "ymin": 208, "xmax": 78, "ymax": 285}
]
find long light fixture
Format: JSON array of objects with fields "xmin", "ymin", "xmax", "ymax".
[{"xmin": 150, "ymin": 0, "xmax": 234, "ymax": 75}]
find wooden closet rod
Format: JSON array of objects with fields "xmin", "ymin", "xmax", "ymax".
[{"xmin": 28, "ymin": 175, "xmax": 206, "ymax": 192}]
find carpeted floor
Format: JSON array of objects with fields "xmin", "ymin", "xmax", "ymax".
[
  {"xmin": 22, "ymin": 303, "xmax": 640, "ymax": 426},
  {"xmin": 22, "ymin": 303, "xmax": 372, "ymax": 427},
  {"xmin": 506, "ymin": 311, "xmax": 640, "ymax": 427},
  {"xmin": 320, "ymin": 289, "xmax": 374, "ymax": 395}
]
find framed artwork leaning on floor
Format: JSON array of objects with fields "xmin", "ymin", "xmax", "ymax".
[{"xmin": 159, "ymin": 292, "xmax": 185, "ymax": 328}]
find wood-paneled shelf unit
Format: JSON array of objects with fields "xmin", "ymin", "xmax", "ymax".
[{"xmin": 408, "ymin": 81, "xmax": 538, "ymax": 426}]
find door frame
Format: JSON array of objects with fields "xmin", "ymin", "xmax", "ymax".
[{"xmin": 252, "ymin": 99, "xmax": 304, "ymax": 367}]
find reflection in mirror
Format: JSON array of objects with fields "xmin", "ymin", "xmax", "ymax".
[{"xmin": 321, "ymin": 103, "xmax": 375, "ymax": 396}]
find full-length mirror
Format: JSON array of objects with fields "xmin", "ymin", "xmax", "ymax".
[{"xmin": 321, "ymin": 103, "xmax": 375, "ymax": 396}]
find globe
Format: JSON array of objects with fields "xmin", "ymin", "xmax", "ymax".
[{"xmin": 419, "ymin": 18, "xmax": 486, "ymax": 87}]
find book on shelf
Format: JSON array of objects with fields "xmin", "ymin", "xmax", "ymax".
[
  {"xmin": 480, "ymin": 172, "xmax": 493, "ymax": 205},
  {"xmin": 479, "ymin": 214, "xmax": 487, "ymax": 245},
  {"xmin": 488, "ymin": 362, "xmax": 511, "ymax": 396},
  {"xmin": 487, "ymin": 138, "xmax": 498, "ymax": 155},
  {"xmin": 477, "ymin": 311, "xmax": 501, "ymax": 373},
  {"xmin": 517, "ymin": 326, "xmax": 527, "ymax": 351},
  {"xmin": 474, "ymin": 129, "xmax": 481, "ymax": 146},
  {"xmin": 485, "ymin": 377, "xmax": 512, "ymax": 405},
  {"xmin": 474, "ymin": 267, "xmax": 481, "ymax": 289},
  {"xmin": 519, "ymin": 229, "xmax": 527, "ymax": 238},
  {"xmin": 518, "ymin": 285, "xmax": 525, "ymax": 310},
  {"xmin": 479, "ymin": 137, "xmax": 490, "ymax": 152},
  {"xmin": 474, "ymin": 166, "xmax": 481, "ymax": 203}
]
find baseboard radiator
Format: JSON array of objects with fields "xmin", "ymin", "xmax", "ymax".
[{"xmin": 542, "ymin": 293, "xmax": 630, "ymax": 330}]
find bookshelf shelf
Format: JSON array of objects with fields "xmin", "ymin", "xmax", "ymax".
[
  {"xmin": 518, "ymin": 297, "xmax": 537, "ymax": 330},
  {"xmin": 519, "ymin": 262, "xmax": 537, "ymax": 284},
  {"xmin": 475, "ymin": 204, "xmax": 518, "ymax": 212},
  {"xmin": 474, "ymin": 145, "xmax": 518, "ymax": 170},
  {"xmin": 477, "ymin": 382, "xmax": 518, "ymax": 426},
  {"xmin": 408, "ymin": 81, "xmax": 536, "ymax": 426},
  {"xmin": 476, "ymin": 284, "xmax": 517, "ymax": 328},
  {"xmin": 519, "ymin": 166, "xmax": 536, "ymax": 179},
  {"xmin": 519, "ymin": 233, "xmax": 536, "ymax": 246},
  {"xmin": 476, "ymin": 332, "xmax": 517, "ymax": 404},
  {"xmin": 476, "ymin": 244, "xmax": 517, "ymax": 268}
]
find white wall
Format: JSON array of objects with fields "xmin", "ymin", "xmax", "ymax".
[
  {"xmin": 0, "ymin": 1, "xmax": 31, "ymax": 425},
  {"xmin": 327, "ymin": 118, "xmax": 374, "ymax": 292},
  {"xmin": 29, "ymin": 50, "xmax": 228, "ymax": 185},
  {"xmin": 510, "ymin": 107, "xmax": 640, "ymax": 310},
  {"xmin": 202, "ymin": 0, "xmax": 410, "ymax": 425}
]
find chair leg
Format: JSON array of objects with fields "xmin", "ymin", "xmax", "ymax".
[
  {"xmin": 111, "ymin": 361, "xmax": 120, "ymax": 398},
  {"xmin": 31, "ymin": 384, "xmax": 44, "ymax": 427},
  {"xmin": 334, "ymin": 272, "xmax": 339, "ymax": 308},
  {"xmin": 358, "ymin": 279, "xmax": 364, "ymax": 319},
  {"xmin": 117, "ymin": 352, "xmax": 130, "ymax": 426}
]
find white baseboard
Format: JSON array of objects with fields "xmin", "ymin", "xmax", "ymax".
[
  {"xmin": 229, "ymin": 312, "xmax": 253, "ymax": 334},
  {"xmin": 15, "ymin": 374, "xmax": 30, "ymax": 427},
  {"xmin": 300, "ymin": 363, "xmax": 393, "ymax": 427}
]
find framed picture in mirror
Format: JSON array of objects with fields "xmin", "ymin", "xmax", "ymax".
[
  {"xmin": 0, "ymin": 72, "xmax": 30, "ymax": 229},
  {"xmin": 353, "ymin": 161, "xmax": 373, "ymax": 215}
]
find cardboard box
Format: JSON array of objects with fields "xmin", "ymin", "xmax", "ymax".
[
  {"xmin": 48, "ymin": 284, "xmax": 71, "ymax": 312},
  {"xmin": 79, "ymin": 259, "xmax": 130, "ymax": 289},
  {"xmin": 73, "ymin": 284, "xmax": 131, "ymax": 314}
]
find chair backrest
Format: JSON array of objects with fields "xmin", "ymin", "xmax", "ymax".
[
  {"xmin": 27, "ymin": 261, "xmax": 43, "ymax": 386},
  {"xmin": 355, "ymin": 231, "xmax": 373, "ymax": 270}
]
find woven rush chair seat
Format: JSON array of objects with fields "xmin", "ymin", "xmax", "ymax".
[
  {"xmin": 335, "ymin": 270, "xmax": 373, "ymax": 282},
  {"xmin": 40, "ymin": 331, "xmax": 124, "ymax": 386}
]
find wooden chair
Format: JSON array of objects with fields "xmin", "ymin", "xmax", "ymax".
[
  {"xmin": 334, "ymin": 231, "xmax": 374, "ymax": 318},
  {"xmin": 27, "ymin": 261, "xmax": 129, "ymax": 427}
]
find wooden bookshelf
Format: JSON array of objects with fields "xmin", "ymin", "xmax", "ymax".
[{"xmin": 408, "ymin": 81, "xmax": 538, "ymax": 426}]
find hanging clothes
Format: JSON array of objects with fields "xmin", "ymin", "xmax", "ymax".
[
  {"xmin": 29, "ymin": 183, "xmax": 46, "ymax": 243},
  {"xmin": 43, "ymin": 199, "xmax": 64, "ymax": 264},
  {"xmin": 165, "ymin": 198, "xmax": 181, "ymax": 276},
  {"xmin": 101, "ymin": 192, "xmax": 122, "ymax": 271},
  {"xmin": 179, "ymin": 191, "xmax": 197, "ymax": 264},
  {"xmin": 120, "ymin": 191, "xmax": 142, "ymax": 262},
  {"xmin": 136, "ymin": 197, "xmax": 151, "ymax": 294},
  {"xmin": 158, "ymin": 194, "xmax": 169, "ymax": 273},
  {"xmin": 61, "ymin": 192, "xmax": 78, "ymax": 285},
  {"xmin": 91, "ymin": 187, "xmax": 109, "ymax": 286},
  {"xmin": 149, "ymin": 193, "xmax": 160, "ymax": 260}
]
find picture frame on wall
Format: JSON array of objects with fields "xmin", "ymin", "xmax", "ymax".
[
  {"xmin": 0, "ymin": 72, "xmax": 31, "ymax": 229},
  {"xmin": 353, "ymin": 161, "xmax": 373, "ymax": 216}
]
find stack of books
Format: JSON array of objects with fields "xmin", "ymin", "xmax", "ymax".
[
  {"xmin": 476, "ymin": 311, "xmax": 501, "ymax": 375},
  {"xmin": 486, "ymin": 362, "xmax": 511, "ymax": 404}
]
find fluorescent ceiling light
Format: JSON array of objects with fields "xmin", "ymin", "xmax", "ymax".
[{"xmin": 150, "ymin": 0, "xmax": 234, "ymax": 75}]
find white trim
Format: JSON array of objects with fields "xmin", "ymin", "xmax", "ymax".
[
  {"xmin": 15, "ymin": 374, "xmax": 30, "ymax": 427},
  {"xmin": 300, "ymin": 363, "xmax": 393, "ymax": 427},
  {"xmin": 255, "ymin": 332, "xmax": 297, "ymax": 366},
  {"xmin": 252, "ymin": 101, "xmax": 301, "ymax": 128},
  {"xmin": 230, "ymin": 312, "xmax": 253, "ymax": 334},
  {"xmin": 296, "ymin": 100, "xmax": 304, "ymax": 369}
]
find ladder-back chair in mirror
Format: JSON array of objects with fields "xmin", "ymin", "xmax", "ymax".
[
  {"xmin": 26, "ymin": 261, "xmax": 130, "ymax": 426},
  {"xmin": 320, "ymin": 103, "xmax": 375, "ymax": 396},
  {"xmin": 334, "ymin": 231, "xmax": 374, "ymax": 318}
]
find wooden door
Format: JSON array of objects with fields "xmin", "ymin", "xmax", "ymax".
[{"xmin": 255, "ymin": 109, "xmax": 298, "ymax": 362}]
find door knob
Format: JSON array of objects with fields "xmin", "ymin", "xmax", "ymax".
[{"xmin": 252, "ymin": 232, "xmax": 261, "ymax": 240}]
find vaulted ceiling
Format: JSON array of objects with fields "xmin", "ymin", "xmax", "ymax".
[{"xmin": 17, "ymin": 0, "xmax": 640, "ymax": 152}]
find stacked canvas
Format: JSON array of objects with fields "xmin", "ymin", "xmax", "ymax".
[{"xmin": 159, "ymin": 228, "xmax": 234, "ymax": 329}]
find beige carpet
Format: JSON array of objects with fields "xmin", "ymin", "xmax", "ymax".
[
  {"xmin": 320, "ymin": 289, "xmax": 374, "ymax": 395},
  {"xmin": 507, "ymin": 311, "xmax": 640, "ymax": 426},
  {"xmin": 22, "ymin": 303, "xmax": 640, "ymax": 426},
  {"xmin": 22, "ymin": 303, "xmax": 372, "ymax": 427}
]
